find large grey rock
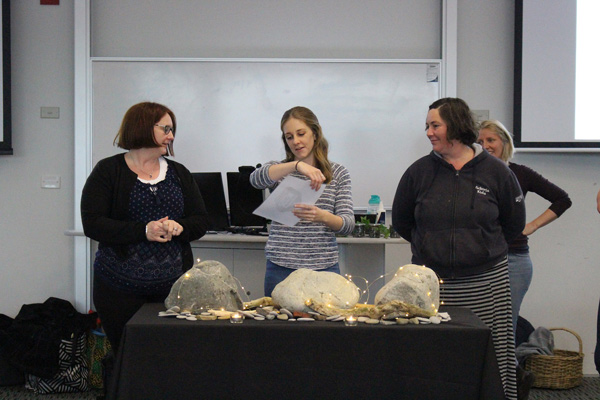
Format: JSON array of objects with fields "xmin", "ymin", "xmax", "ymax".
[
  {"xmin": 374, "ymin": 264, "xmax": 440, "ymax": 315},
  {"xmin": 164, "ymin": 260, "xmax": 243, "ymax": 313},
  {"xmin": 272, "ymin": 268, "xmax": 360, "ymax": 313}
]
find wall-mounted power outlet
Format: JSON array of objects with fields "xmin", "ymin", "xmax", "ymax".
[{"xmin": 41, "ymin": 175, "xmax": 61, "ymax": 189}]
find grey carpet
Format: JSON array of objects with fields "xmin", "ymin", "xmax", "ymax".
[{"xmin": 0, "ymin": 377, "xmax": 598, "ymax": 399}]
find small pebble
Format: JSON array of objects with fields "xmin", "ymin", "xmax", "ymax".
[
  {"xmin": 326, "ymin": 314, "xmax": 342, "ymax": 321},
  {"xmin": 266, "ymin": 314, "xmax": 275, "ymax": 320},
  {"xmin": 176, "ymin": 315, "xmax": 188, "ymax": 319},
  {"xmin": 417, "ymin": 317, "xmax": 431, "ymax": 324},
  {"xmin": 409, "ymin": 317, "xmax": 420, "ymax": 325},
  {"xmin": 256, "ymin": 308, "xmax": 270, "ymax": 317},
  {"xmin": 429, "ymin": 316, "xmax": 441, "ymax": 324},
  {"xmin": 332, "ymin": 316, "xmax": 345, "ymax": 322},
  {"xmin": 199, "ymin": 315, "xmax": 217, "ymax": 321},
  {"xmin": 253, "ymin": 316, "xmax": 265, "ymax": 321},
  {"xmin": 280, "ymin": 308, "xmax": 293, "ymax": 318},
  {"xmin": 167, "ymin": 306, "xmax": 180, "ymax": 313},
  {"xmin": 380, "ymin": 320, "xmax": 396, "ymax": 325},
  {"xmin": 297, "ymin": 318, "xmax": 315, "ymax": 322},
  {"xmin": 288, "ymin": 318, "xmax": 297, "ymax": 322},
  {"xmin": 365, "ymin": 318, "xmax": 380, "ymax": 324},
  {"xmin": 158, "ymin": 311, "xmax": 178, "ymax": 317},
  {"xmin": 240, "ymin": 311, "xmax": 256, "ymax": 319},
  {"xmin": 396, "ymin": 318, "xmax": 409, "ymax": 325},
  {"xmin": 186, "ymin": 316, "xmax": 197, "ymax": 321},
  {"xmin": 357, "ymin": 317, "xmax": 369, "ymax": 322},
  {"xmin": 277, "ymin": 314, "xmax": 289, "ymax": 321}
]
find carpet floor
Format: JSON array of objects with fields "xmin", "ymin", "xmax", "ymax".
[{"xmin": 0, "ymin": 377, "xmax": 599, "ymax": 399}]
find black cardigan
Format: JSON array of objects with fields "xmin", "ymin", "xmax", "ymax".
[{"xmin": 81, "ymin": 153, "xmax": 208, "ymax": 272}]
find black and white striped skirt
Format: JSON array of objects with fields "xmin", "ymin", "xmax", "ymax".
[{"xmin": 440, "ymin": 258, "xmax": 517, "ymax": 400}]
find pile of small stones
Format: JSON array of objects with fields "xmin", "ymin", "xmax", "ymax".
[{"xmin": 158, "ymin": 305, "xmax": 451, "ymax": 325}]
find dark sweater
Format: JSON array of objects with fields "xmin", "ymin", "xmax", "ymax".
[
  {"xmin": 508, "ymin": 162, "xmax": 572, "ymax": 252},
  {"xmin": 392, "ymin": 146, "xmax": 526, "ymax": 278},
  {"xmin": 81, "ymin": 153, "xmax": 209, "ymax": 272}
]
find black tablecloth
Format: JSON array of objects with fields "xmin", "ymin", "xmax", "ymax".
[{"xmin": 108, "ymin": 303, "xmax": 505, "ymax": 400}]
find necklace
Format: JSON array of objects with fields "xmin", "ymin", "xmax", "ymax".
[{"xmin": 128, "ymin": 154, "xmax": 159, "ymax": 179}]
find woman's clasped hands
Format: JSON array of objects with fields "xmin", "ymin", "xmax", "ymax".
[{"xmin": 145, "ymin": 216, "xmax": 183, "ymax": 242}]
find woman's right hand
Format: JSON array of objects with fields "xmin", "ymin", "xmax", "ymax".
[{"xmin": 296, "ymin": 161, "xmax": 326, "ymax": 191}]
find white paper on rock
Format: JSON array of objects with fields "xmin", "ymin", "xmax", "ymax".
[
  {"xmin": 164, "ymin": 260, "xmax": 243, "ymax": 313},
  {"xmin": 374, "ymin": 264, "xmax": 440, "ymax": 315},
  {"xmin": 271, "ymin": 268, "xmax": 360, "ymax": 313}
]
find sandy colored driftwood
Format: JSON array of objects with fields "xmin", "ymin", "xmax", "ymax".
[
  {"xmin": 305, "ymin": 299, "xmax": 435, "ymax": 319},
  {"xmin": 243, "ymin": 296, "xmax": 275, "ymax": 310}
]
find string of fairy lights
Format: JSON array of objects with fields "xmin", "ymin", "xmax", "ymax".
[{"xmin": 177, "ymin": 258, "xmax": 444, "ymax": 315}]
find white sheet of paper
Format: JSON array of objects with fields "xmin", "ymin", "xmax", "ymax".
[{"xmin": 253, "ymin": 176, "xmax": 326, "ymax": 226}]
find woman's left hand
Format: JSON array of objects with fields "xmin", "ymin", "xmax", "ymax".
[
  {"xmin": 160, "ymin": 217, "xmax": 184, "ymax": 240},
  {"xmin": 292, "ymin": 204, "xmax": 324, "ymax": 223}
]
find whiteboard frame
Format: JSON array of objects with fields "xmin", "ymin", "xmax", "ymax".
[{"xmin": 72, "ymin": 0, "xmax": 457, "ymax": 312}]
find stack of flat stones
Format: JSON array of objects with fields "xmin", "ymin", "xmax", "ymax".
[{"xmin": 158, "ymin": 305, "xmax": 451, "ymax": 325}]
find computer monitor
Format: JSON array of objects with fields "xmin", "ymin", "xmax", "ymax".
[
  {"xmin": 226, "ymin": 171, "xmax": 267, "ymax": 228},
  {"xmin": 191, "ymin": 172, "xmax": 230, "ymax": 231}
]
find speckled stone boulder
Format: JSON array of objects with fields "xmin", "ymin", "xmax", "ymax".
[
  {"xmin": 374, "ymin": 264, "xmax": 440, "ymax": 315},
  {"xmin": 272, "ymin": 268, "xmax": 360, "ymax": 313},
  {"xmin": 164, "ymin": 260, "xmax": 243, "ymax": 313}
]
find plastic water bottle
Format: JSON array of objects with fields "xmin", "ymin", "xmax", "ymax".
[{"xmin": 367, "ymin": 195, "xmax": 380, "ymax": 215}]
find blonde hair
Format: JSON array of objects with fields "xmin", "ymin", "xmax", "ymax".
[
  {"xmin": 479, "ymin": 119, "xmax": 514, "ymax": 162},
  {"xmin": 280, "ymin": 106, "xmax": 332, "ymax": 183}
]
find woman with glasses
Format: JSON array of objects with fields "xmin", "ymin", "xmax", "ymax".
[{"xmin": 81, "ymin": 102, "xmax": 209, "ymax": 354}]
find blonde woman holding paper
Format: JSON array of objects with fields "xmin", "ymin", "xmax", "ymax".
[{"xmin": 250, "ymin": 106, "xmax": 355, "ymax": 296}]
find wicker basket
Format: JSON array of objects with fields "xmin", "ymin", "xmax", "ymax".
[{"xmin": 524, "ymin": 327, "xmax": 584, "ymax": 389}]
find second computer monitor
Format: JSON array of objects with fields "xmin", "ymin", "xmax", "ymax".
[
  {"xmin": 226, "ymin": 172, "xmax": 266, "ymax": 228},
  {"xmin": 191, "ymin": 172, "xmax": 230, "ymax": 232}
]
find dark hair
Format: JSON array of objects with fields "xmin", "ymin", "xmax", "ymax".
[
  {"xmin": 428, "ymin": 98, "xmax": 477, "ymax": 145},
  {"xmin": 280, "ymin": 106, "xmax": 332, "ymax": 183},
  {"xmin": 113, "ymin": 102, "xmax": 176, "ymax": 156}
]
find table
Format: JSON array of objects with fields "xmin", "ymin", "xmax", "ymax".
[{"xmin": 108, "ymin": 303, "xmax": 504, "ymax": 400}]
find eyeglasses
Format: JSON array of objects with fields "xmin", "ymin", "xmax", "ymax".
[{"xmin": 155, "ymin": 124, "xmax": 174, "ymax": 135}]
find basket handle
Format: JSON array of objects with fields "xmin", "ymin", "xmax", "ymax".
[{"xmin": 549, "ymin": 327, "xmax": 583, "ymax": 354}]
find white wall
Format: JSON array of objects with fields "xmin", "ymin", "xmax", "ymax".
[
  {"xmin": 458, "ymin": 0, "xmax": 599, "ymax": 375},
  {"xmin": 1, "ymin": 0, "xmax": 598, "ymax": 375},
  {"xmin": 0, "ymin": 2, "xmax": 75, "ymax": 316}
]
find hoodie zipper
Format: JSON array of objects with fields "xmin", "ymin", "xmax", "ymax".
[{"xmin": 450, "ymin": 169, "xmax": 460, "ymax": 278}]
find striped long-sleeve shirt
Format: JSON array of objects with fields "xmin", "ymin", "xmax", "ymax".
[{"xmin": 250, "ymin": 161, "xmax": 354, "ymax": 270}]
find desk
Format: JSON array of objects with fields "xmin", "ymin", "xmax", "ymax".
[
  {"xmin": 109, "ymin": 303, "xmax": 504, "ymax": 400},
  {"xmin": 192, "ymin": 234, "xmax": 411, "ymax": 302}
]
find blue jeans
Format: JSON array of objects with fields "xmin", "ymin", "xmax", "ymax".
[
  {"xmin": 264, "ymin": 260, "xmax": 340, "ymax": 297},
  {"xmin": 508, "ymin": 252, "xmax": 533, "ymax": 337}
]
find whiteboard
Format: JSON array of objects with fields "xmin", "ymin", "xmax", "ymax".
[{"xmin": 91, "ymin": 59, "xmax": 441, "ymax": 208}]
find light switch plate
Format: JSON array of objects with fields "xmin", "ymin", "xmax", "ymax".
[
  {"xmin": 472, "ymin": 109, "xmax": 489, "ymax": 122},
  {"xmin": 41, "ymin": 107, "xmax": 60, "ymax": 119}
]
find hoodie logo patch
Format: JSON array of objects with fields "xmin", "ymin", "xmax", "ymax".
[
  {"xmin": 475, "ymin": 185, "xmax": 489, "ymax": 196},
  {"xmin": 516, "ymin": 194, "xmax": 524, "ymax": 203}
]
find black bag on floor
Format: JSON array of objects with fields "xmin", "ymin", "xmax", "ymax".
[
  {"xmin": 25, "ymin": 332, "xmax": 89, "ymax": 394},
  {"xmin": 0, "ymin": 314, "xmax": 24, "ymax": 386},
  {"xmin": 0, "ymin": 297, "xmax": 96, "ymax": 393}
]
